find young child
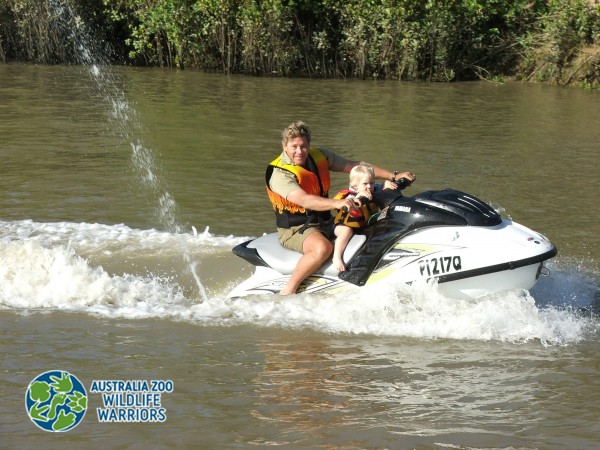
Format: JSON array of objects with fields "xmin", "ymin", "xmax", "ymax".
[{"xmin": 332, "ymin": 163, "xmax": 396, "ymax": 272}]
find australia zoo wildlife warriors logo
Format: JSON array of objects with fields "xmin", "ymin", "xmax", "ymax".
[{"xmin": 25, "ymin": 370, "xmax": 87, "ymax": 432}]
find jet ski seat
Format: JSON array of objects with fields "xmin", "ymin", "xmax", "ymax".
[{"xmin": 248, "ymin": 232, "xmax": 367, "ymax": 276}]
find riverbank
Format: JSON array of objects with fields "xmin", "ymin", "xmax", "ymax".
[
  {"xmin": 1, "ymin": 0, "xmax": 598, "ymax": 88},
  {"xmin": 515, "ymin": 39, "xmax": 599, "ymax": 89}
]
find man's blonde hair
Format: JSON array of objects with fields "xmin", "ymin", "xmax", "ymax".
[
  {"xmin": 282, "ymin": 121, "xmax": 311, "ymax": 146},
  {"xmin": 349, "ymin": 163, "xmax": 375, "ymax": 188}
]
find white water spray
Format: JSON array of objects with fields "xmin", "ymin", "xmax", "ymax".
[
  {"xmin": 1, "ymin": 219, "xmax": 594, "ymax": 344},
  {"xmin": 46, "ymin": 0, "xmax": 207, "ymax": 301}
]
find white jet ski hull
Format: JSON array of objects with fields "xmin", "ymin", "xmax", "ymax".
[{"xmin": 227, "ymin": 219, "xmax": 556, "ymax": 299}]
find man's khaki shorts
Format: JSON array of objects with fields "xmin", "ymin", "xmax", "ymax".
[{"xmin": 277, "ymin": 225, "xmax": 323, "ymax": 253}]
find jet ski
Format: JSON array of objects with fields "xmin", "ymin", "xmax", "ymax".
[{"xmin": 227, "ymin": 181, "xmax": 557, "ymax": 299}]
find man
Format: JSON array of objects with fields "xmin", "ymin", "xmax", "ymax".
[{"xmin": 266, "ymin": 121, "xmax": 416, "ymax": 295}]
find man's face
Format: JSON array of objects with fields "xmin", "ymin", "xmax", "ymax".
[{"xmin": 283, "ymin": 136, "xmax": 309, "ymax": 166}]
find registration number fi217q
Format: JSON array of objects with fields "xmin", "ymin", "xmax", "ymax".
[{"xmin": 419, "ymin": 256, "xmax": 462, "ymax": 276}]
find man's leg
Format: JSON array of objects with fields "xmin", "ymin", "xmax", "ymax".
[{"xmin": 279, "ymin": 232, "xmax": 333, "ymax": 295}]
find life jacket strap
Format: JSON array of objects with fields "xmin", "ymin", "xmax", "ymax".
[{"xmin": 297, "ymin": 211, "xmax": 333, "ymax": 235}]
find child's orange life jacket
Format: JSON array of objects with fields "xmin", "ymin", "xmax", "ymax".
[{"xmin": 333, "ymin": 189, "xmax": 379, "ymax": 228}]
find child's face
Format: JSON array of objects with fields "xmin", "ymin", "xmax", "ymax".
[{"xmin": 352, "ymin": 175, "xmax": 374, "ymax": 193}]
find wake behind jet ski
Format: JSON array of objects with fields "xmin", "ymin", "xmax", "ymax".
[{"xmin": 228, "ymin": 180, "xmax": 557, "ymax": 299}]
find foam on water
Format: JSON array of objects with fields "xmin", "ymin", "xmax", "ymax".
[
  {"xmin": 1, "ymin": 219, "xmax": 595, "ymax": 345},
  {"xmin": 0, "ymin": 240, "xmax": 184, "ymax": 310},
  {"xmin": 200, "ymin": 279, "xmax": 591, "ymax": 345}
]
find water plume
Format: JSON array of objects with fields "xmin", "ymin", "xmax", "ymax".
[{"xmin": 46, "ymin": 0, "xmax": 206, "ymax": 300}]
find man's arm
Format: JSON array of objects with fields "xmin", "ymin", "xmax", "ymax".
[
  {"xmin": 287, "ymin": 189, "xmax": 358, "ymax": 212},
  {"xmin": 320, "ymin": 148, "xmax": 416, "ymax": 183}
]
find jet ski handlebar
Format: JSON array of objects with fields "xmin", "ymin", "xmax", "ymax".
[
  {"xmin": 394, "ymin": 177, "xmax": 410, "ymax": 190},
  {"xmin": 341, "ymin": 196, "xmax": 370, "ymax": 213}
]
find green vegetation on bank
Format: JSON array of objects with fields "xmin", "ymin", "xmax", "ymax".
[{"xmin": 1, "ymin": 0, "xmax": 598, "ymax": 87}]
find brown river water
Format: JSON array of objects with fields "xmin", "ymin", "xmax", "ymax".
[{"xmin": 1, "ymin": 62, "xmax": 599, "ymax": 449}]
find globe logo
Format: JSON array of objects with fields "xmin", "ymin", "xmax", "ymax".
[{"xmin": 25, "ymin": 370, "xmax": 87, "ymax": 432}]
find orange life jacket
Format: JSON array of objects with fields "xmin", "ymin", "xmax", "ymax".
[
  {"xmin": 333, "ymin": 189, "xmax": 379, "ymax": 228},
  {"xmin": 266, "ymin": 147, "xmax": 331, "ymax": 228}
]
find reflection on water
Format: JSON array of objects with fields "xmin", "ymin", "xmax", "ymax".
[{"xmin": 247, "ymin": 334, "xmax": 600, "ymax": 448}]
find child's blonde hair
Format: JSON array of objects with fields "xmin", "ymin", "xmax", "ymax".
[{"xmin": 349, "ymin": 163, "xmax": 375, "ymax": 189}]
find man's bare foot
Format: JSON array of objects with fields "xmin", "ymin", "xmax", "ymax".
[{"xmin": 278, "ymin": 287, "xmax": 296, "ymax": 296}]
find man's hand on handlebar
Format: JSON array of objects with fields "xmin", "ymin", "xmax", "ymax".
[
  {"xmin": 393, "ymin": 171, "xmax": 416, "ymax": 184},
  {"xmin": 336, "ymin": 197, "xmax": 361, "ymax": 213}
]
